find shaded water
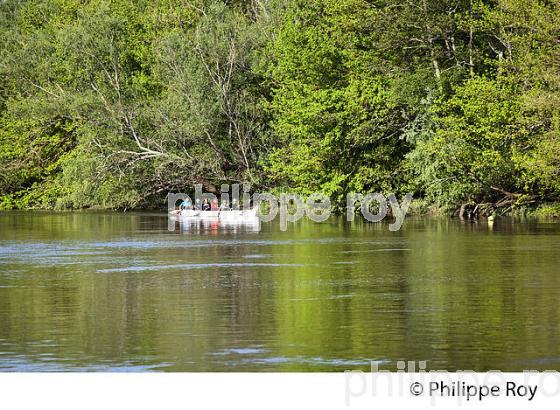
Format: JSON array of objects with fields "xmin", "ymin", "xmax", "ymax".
[{"xmin": 0, "ymin": 212, "xmax": 559, "ymax": 372}]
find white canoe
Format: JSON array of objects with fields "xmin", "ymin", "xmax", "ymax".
[{"xmin": 170, "ymin": 208, "xmax": 259, "ymax": 221}]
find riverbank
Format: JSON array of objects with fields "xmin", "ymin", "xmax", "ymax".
[
  {"xmin": 2, "ymin": 195, "xmax": 559, "ymax": 222},
  {"xmin": 406, "ymin": 200, "xmax": 560, "ymax": 220}
]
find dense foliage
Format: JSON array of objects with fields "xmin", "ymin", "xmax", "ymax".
[{"xmin": 1, "ymin": 0, "xmax": 558, "ymax": 214}]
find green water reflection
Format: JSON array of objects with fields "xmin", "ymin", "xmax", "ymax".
[{"xmin": 0, "ymin": 212, "xmax": 559, "ymax": 371}]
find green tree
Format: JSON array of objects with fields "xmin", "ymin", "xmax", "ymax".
[
  {"xmin": 407, "ymin": 0, "xmax": 560, "ymax": 211},
  {"xmin": 262, "ymin": 0, "xmax": 411, "ymax": 205}
]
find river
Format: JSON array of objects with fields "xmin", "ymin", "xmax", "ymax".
[{"xmin": 0, "ymin": 212, "xmax": 559, "ymax": 371}]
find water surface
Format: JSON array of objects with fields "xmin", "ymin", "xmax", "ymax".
[{"xmin": 0, "ymin": 212, "xmax": 559, "ymax": 371}]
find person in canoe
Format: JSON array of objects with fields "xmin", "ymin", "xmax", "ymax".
[
  {"xmin": 211, "ymin": 199, "xmax": 219, "ymax": 211},
  {"xmin": 202, "ymin": 199, "xmax": 211, "ymax": 211},
  {"xmin": 181, "ymin": 198, "xmax": 193, "ymax": 211}
]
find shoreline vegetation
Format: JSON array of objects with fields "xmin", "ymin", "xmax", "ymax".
[{"xmin": 1, "ymin": 1, "xmax": 559, "ymax": 220}]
